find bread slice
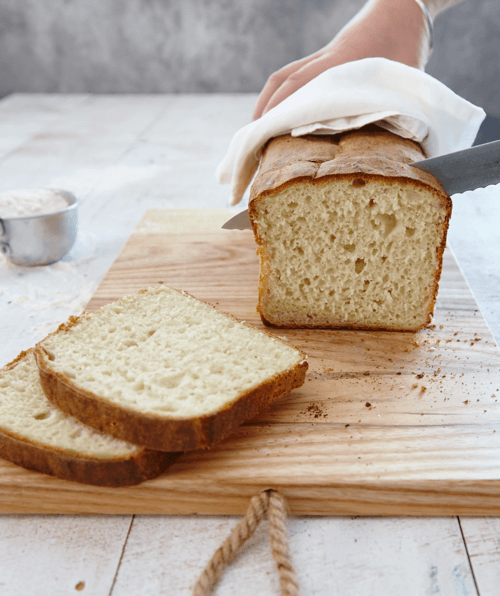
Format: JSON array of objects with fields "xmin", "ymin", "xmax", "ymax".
[
  {"xmin": 249, "ymin": 128, "xmax": 452, "ymax": 331},
  {"xmin": 0, "ymin": 350, "xmax": 174, "ymax": 486},
  {"xmin": 35, "ymin": 287, "xmax": 308, "ymax": 451}
]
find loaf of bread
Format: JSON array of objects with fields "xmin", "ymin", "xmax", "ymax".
[
  {"xmin": 35, "ymin": 286, "xmax": 307, "ymax": 452},
  {"xmin": 248, "ymin": 128, "xmax": 452, "ymax": 331},
  {"xmin": 0, "ymin": 350, "xmax": 173, "ymax": 486}
]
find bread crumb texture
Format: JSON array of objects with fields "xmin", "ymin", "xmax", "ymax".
[
  {"xmin": 0, "ymin": 352, "xmax": 140, "ymax": 458},
  {"xmin": 40, "ymin": 287, "xmax": 301, "ymax": 418},
  {"xmin": 254, "ymin": 178, "xmax": 448, "ymax": 330}
]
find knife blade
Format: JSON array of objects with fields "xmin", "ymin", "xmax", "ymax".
[
  {"xmin": 411, "ymin": 139, "xmax": 500, "ymax": 195},
  {"xmin": 222, "ymin": 140, "xmax": 500, "ymax": 230},
  {"xmin": 221, "ymin": 209, "xmax": 252, "ymax": 230}
]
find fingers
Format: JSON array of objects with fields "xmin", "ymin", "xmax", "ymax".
[
  {"xmin": 252, "ymin": 70, "xmax": 289, "ymax": 121},
  {"xmin": 260, "ymin": 53, "xmax": 340, "ymax": 117},
  {"xmin": 252, "ymin": 54, "xmax": 323, "ymax": 120}
]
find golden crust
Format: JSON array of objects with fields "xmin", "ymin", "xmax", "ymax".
[
  {"xmin": 248, "ymin": 128, "xmax": 452, "ymax": 333},
  {"xmin": 0, "ymin": 350, "xmax": 176, "ymax": 486},
  {"xmin": 34, "ymin": 289, "xmax": 308, "ymax": 452},
  {"xmin": 0, "ymin": 427, "xmax": 176, "ymax": 486},
  {"xmin": 249, "ymin": 127, "xmax": 449, "ymax": 200}
]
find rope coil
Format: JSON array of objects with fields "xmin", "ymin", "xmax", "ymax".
[{"xmin": 192, "ymin": 489, "xmax": 299, "ymax": 596}]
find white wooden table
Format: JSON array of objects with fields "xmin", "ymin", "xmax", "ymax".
[{"xmin": 0, "ymin": 93, "xmax": 499, "ymax": 596}]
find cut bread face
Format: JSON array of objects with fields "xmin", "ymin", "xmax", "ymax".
[
  {"xmin": 252, "ymin": 177, "xmax": 449, "ymax": 331},
  {"xmin": 0, "ymin": 350, "xmax": 172, "ymax": 486},
  {"xmin": 36, "ymin": 287, "xmax": 307, "ymax": 451},
  {"xmin": 249, "ymin": 130, "xmax": 451, "ymax": 332}
]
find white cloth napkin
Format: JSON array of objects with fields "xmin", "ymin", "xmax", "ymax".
[{"xmin": 216, "ymin": 58, "xmax": 486, "ymax": 206}]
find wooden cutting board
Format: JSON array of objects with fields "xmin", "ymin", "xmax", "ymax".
[{"xmin": 2, "ymin": 208, "xmax": 500, "ymax": 515}]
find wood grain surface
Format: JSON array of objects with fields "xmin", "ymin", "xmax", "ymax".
[{"xmin": 1, "ymin": 208, "xmax": 500, "ymax": 515}]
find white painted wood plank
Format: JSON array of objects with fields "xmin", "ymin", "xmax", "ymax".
[
  {"xmin": 144, "ymin": 93, "xmax": 256, "ymax": 139},
  {"xmin": 0, "ymin": 93, "xmax": 91, "ymax": 159},
  {"xmin": 0, "ymin": 514, "xmax": 131, "ymax": 596},
  {"xmin": 459, "ymin": 518, "xmax": 500, "ymax": 596},
  {"xmin": 110, "ymin": 515, "xmax": 477, "ymax": 596},
  {"xmin": 0, "ymin": 93, "xmax": 90, "ymax": 117},
  {"xmin": 0, "ymin": 94, "xmax": 171, "ymax": 197},
  {"xmin": 77, "ymin": 94, "xmax": 255, "ymax": 243}
]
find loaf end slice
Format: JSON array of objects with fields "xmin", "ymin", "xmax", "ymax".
[
  {"xmin": 35, "ymin": 287, "xmax": 308, "ymax": 452},
  {"xmin": 249, "ymin": 130, "xmax": 452, "ymax": 332},
  {"xmin": 0, "ymin": 350, "xmax": 175, "ymax": 486}
]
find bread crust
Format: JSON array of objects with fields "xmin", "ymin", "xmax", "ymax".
[
  {"xmin": 248, "ymin": 128, "xmax": 452, "ymax": 332},
  {"xmin": 0, "ymin": 427, "xmax": 176, "ymax": 487},
  {"xmin": 0, "ymin": 350, "xmax": 177, "ymax": 486},
  {"xmin": 34, "ymin": 292, "xmax": 308, "ymax": 452},
  {"xmin": 249, "ymin": 127, "xmax": 449, "ymax": 199}
]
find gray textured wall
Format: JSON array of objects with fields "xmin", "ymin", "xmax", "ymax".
[{"xmin": 0, "ymin": 0, "xmax": 499, "ymax": 115}]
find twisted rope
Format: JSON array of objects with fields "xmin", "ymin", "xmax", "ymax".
[{"xmin": 192, "ymin": 489, "xmax": 299, "ymax": 596}]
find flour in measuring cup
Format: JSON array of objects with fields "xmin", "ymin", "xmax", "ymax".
[{"xmin": 0, "ymin": 188, "xmax": 70, "ymax": 218}]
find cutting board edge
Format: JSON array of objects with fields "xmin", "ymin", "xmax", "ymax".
[{"xmin": 2, "ymin": 477, "xmax": 500, "ymax": 515}]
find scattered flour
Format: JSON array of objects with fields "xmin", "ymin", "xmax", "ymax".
[{"xmin": 1, "ymin": 229, "xmax": 98, "ymax": 366}]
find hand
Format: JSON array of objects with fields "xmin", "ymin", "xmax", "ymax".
[{"xmin": 253, "ymin": 0, "xmax": 435, "ymax": 120}]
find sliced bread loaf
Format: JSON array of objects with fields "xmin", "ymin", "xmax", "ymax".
[
  {"xmin": 35, "ymin": 287, "xmax": 308, "ymax": 451},
  {"xmin": 0, "ymin": 350, "xmax": 173, "ymax": 486},
  {"xmin": 249, "ymin": 128, "xmax": 452, "ymax": 331}
]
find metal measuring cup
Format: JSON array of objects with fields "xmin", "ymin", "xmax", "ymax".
[{"xmin": 0, "ymin": 189, "xmax": 79, "ymax": 266}]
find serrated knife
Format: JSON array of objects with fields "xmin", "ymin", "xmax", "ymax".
[{"xmin": 222, "ymin": 139, "xmax": 500, "ymax": 229}]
